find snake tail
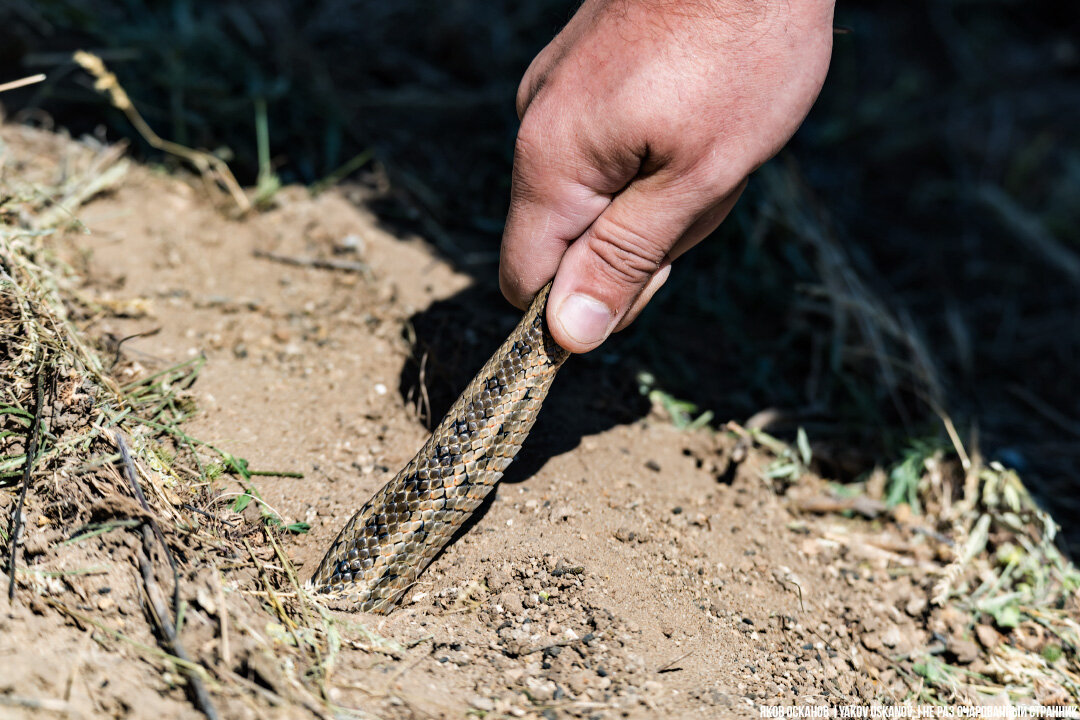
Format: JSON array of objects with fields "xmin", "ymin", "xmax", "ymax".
[{"xmin": 310, "ymin": 283, "xmax": 569, "ymax": 612}]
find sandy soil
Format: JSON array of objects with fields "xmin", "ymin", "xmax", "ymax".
[{"xmin": 1, "ymin": 124, "xmax": 1066, "ymax": 719}]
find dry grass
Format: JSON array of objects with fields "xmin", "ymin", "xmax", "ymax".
[
  {"xmin": 727, "ymin": 417, "xmax": 1080, "ymax": 705},
  {"xmin": 0, "ymin": 127, "xmax": 385, "ymax": 719}
]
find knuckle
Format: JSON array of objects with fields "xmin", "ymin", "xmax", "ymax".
[
  {"xmin": 683, "ymin": 160, "xmax": 743, "ymax": 198},
  {"xmin": 516, "ymin": 49, "xmax": 552, "ymax": 121},
  {"xmin": 510, "ymin": 125, "xmax": 547, "ymax": 201},
  {"xmin": 515, "ymin": 75, "xmax": 539, "ymax": 120},
  {"xmin": 498, "ymin": 270, "xmax": 526, "ymax": 310},
  {"xmin": 585, "ymin": 216, "xmax": 666, "ymax": 288},
  {"xmin": 511, "ymin": 115, "xmax": 575, "ymax": 208},
  {"xmin": 513, "ymin": 114, "xmax": 555, "ymax": 175},
  {"xmin": 513, "ymin": 121, "xmax": 542, "ymax": 163},
  {"xmin": 690, "ymin": 147, "xmax": 753, "ymax": 193}
]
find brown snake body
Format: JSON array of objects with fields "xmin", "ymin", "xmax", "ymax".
[{"xmin": 310, "ymin": 284, "xmax": 568, "ymax": 612}]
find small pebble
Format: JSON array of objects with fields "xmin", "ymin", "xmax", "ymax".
[
  {"xmin": 469, "ymin": 696, "xmax": 494, "ymax": 712},
  {"xmin": 948, "ymin": 637, "xmax": 980, "ymax": 665}
]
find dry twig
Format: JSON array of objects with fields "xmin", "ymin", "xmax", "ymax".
[
  {"xmin": 252, "ymin": 249, "xmax": 371, "ymax": 275},
  {"xmin": 7, "ymin": 347, "xmax": 46, "ymax": 601},
  {"xmin": 117, "ymin": 432, "xmax": 218, "ymax": 720},
  {"xmin": 0, "ymin": 74, "xmax": 46, "ymax": 94},
  {"xmin": 72, "ymin": 51, "xmax": 250, "ymax": 214}
]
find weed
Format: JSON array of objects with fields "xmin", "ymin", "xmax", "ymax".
[{"xmin": 886, "ymin": 439, "xmax": 947, "ymax": 514}]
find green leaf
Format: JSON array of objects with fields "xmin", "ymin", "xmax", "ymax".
[
  {"xmin": 912, "ymin": 656, "xmax": 956, "ymax": 684},
  {"xmin": 232, "ymin": 491, "xmax": 253, "ymax": 513},
  {"xmin": 0, "ymin": 455, "xmax": 27, "ymax": 473},
  {"xmin": 796, "ymin": 427, "xmax": 812, "ymax": 467},
  {"xmin": 764, "ymin": 461, "xmax": 800, "ymax": 480},
  {"xmin": 285, "ymin": 522, "xmax": 311, "ymax": 534},
  {"xmin": 687, "ymin": 410, "xmax": 714, "ymax": 430},
  {"xmin": 991, "ymin": 603, "xmax": 1021, "ymax": 629},
  {"xmin": 1042, "ymin": 644, "xmax": 1063, "ymax": 663},
  {"xmin": 224, "ymin": 454, "xmax": 251, "ymax": 479}
]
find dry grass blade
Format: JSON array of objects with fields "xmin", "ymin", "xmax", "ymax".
[
  {"xmin": 0, "ymin": 74, "xmax": 47, "ymax": 94},
  {"xmin": 760, "ymin": 162, "xmax": 945, "ymax": 424},
  {"xmin": 71, "ymin": 51, "xmax": 251, "ymax": 215},
  {"xmin": 34, "ymin": 156, "xmax": 129, "ymax": 230},
  {"xmin": 45, "ymin": 598, "xmax": 215, "ymax": 680},
  {"xmin": 0, "ymin": 694, "xmax": 71, "ymax": 712},
  {"xmin": 975, "ymin": 185, "xmax": 1080, "ymax": 286}
]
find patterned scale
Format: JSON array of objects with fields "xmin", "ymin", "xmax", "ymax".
[{"xmin": 309, "ymin": 283, "xmax": 570, "ymax": 612}]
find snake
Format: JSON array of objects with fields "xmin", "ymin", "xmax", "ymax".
[{"xmin": 309, "ymin": 283, "xmax": 569, "ymax": 612}]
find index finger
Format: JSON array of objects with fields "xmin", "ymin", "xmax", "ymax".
[{"xmin": 499, "ymin": 130, "xmax": 616, "ymax": 309}]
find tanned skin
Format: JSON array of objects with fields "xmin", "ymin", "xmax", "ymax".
[{"xmin": 500, "ymin": 0, "xmax": 836, "ymax": 352}]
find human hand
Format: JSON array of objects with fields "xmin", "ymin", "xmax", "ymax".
[{"xmin": 500, "ymin": 0, "xmax": 835, "ymax": 352}]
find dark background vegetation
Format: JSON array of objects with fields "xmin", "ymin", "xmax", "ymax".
[{"xmin": 1, "ymin": 1, "xmax": 1077, "ymax": 548}]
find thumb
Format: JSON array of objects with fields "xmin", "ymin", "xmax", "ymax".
[{"xmin": 547, "ymin": 176, "xmax": 706, "ymax": 353}]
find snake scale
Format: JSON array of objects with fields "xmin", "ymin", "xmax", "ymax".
[{"xmin": 309, "ymin": 283, "xmax": 569, "ymax": 612}]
